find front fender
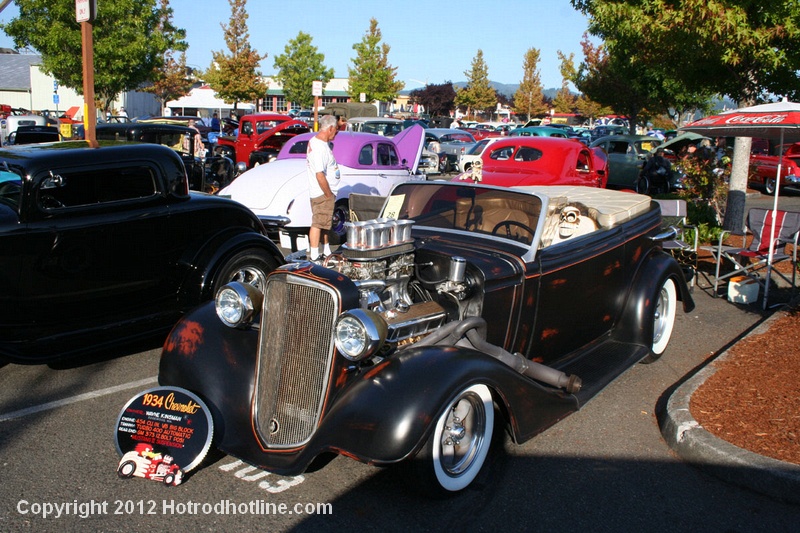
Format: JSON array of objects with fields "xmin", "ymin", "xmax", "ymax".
[
  {"xmin": 159, "ymin": 316, "xmax": 578, "ymax": 474},
  {"xmin": 177, "ymin": 230, "xmax": 284, "ymax": 305},
  {"xmin": 614, "ymin": 249, "xmax": 695, "ymax": 347},
  {"xmin": 304, "ymin": 346, "xmax": 579, "ymax": 465}
]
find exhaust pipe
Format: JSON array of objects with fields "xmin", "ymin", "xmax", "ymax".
[{"xmin": 417, "ymin": 317, "xmax": 582, "ymax": 394}]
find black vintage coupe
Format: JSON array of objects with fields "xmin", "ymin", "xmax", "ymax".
[
  {"xmin": 0, "ymin": 142, "xmax": 283, "ymax": 362},
  {"xmin": 159, "ymin": 182, "xmax": 694, "ymax": 494}
]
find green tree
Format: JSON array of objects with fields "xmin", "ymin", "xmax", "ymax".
[
  {"xmin": 273, "ymin": 32, "xmax": 334, "ymax": 110},
  {"xmin": 348, "ymin": 18, "xmax": 404, "ymax": 104},
  {"xmin": 141, "ymin": 0, "xmax": 192, "ymax": 114},
  {"xmin": 1, "ymin": 0, "xmax": 186, "ymax": 113},
  {"xmin": 571, "ymin": 0, "xmax": 800, "ymax": 230},
  {"xmin": 455, "ymin": 50, "xmax": 496, "ymax": 119},
  {"xmin": 203, "ymin": 0, "xmax": 267, "ymax": 112},
  {"xmin": 513, "ymin": 48, "xmax": 548, "ymax": 122},
  {"xmin": 143, "ymin": 50, "xmax": 192, "ymax": 115},
  {"xmin": 573, "ymin": 35, "xmax": 662, "ymax": 134},
  {"xmin": 552, "ymin": 51, "xmax": 577, "ymax": 113}
]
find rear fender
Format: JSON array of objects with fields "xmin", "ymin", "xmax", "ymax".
[{"xmin": 614, "ymin": 250, "xmax": 694, "ymax": 347}]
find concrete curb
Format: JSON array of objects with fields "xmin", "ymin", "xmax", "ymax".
[{"xmin": 660, "ymin": 309, "xmax": 800, "ymax": 505}]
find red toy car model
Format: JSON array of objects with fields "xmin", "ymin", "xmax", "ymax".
[
  {"xmin": 453, "ymin": 136, "xmax": 608, "ymax": 188},
  {"xmin": 117, "ymin": 443, "xmax": 184, "ymax": 486}
]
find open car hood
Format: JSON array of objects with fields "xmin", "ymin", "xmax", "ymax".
[
  {"xmin": 392, "ymin": 124, "xmax": 424, "ymax": 174},
  {"xmin": 255, "ymin": 119, "xmax": 311, "ymax": 148}
]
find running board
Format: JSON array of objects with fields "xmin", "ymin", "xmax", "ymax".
[{"xmin": 554, "ymin": 340, "xmax": 651, "ymax": 405}]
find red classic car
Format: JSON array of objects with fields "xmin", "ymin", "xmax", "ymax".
[
  {"xmin": 214, "ymin": 113, "xmax": 310, "ymax": 169},
  {"xmin": 749, "ymin": 142, "xmax": 800, "ymax": 194},
  {"xmin": 453, "ymin": 136, "xmax": 608, "ymax": 188}
]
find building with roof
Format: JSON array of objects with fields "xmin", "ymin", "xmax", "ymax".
[
  {"xmin": 0, "ymin": 51, "xmax": 83, "ymax": 112},
  {"xmin": 262, "ymin": 77, "xmax": 356, "ymax": 113},
  {"xmin": 0, "ymin": 51, "xmax": 159, "ymax": 119}
]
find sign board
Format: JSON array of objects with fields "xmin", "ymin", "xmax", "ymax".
[
  {"xmin": 115, "ymin": 386, "xmax": 213, "ymax": 484},
  {"xmin": 312, "ymin": 80, "xmax": 323, "ymax": 97},
  {"xmin": 75, "ymin": 0, "xmax": 97, "ymax": 23},
  {"xmin": 53, "ymin": 94, "xmax": 60, "ymax": 105},
  {"xmin": 359, "ymin": 93, "xmax": 366, "ymax": 103}
]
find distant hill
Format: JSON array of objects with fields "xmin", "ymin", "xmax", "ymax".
[{"xmin": 401, "ymin": 81, "xmax": 560, "ymax": 100}]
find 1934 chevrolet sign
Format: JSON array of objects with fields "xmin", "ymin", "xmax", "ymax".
[{"xmin": 115, "ymin": 386, "xmax": 213, "ymax": 474}]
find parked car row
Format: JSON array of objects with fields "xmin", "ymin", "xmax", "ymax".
[{"xmin": 0, "ymin": 118, "xmax": 696, "ymax": 498}]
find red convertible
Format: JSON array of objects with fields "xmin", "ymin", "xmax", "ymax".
[{"xmin": 453, "ymin": 137, "xmax": 607, "ymax": 188}]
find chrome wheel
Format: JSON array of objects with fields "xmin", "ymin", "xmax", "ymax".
[
  {"xmin": 227, "ymin": 264, "xmax": 268, "ymax": 292},
  {"xmin": 331, "ymin": 201, "xmax": 350, "ymax": 241},
  {"xmin": 213, "ymin": 249, "xmax": 278, "ymax": 296},
  {"xmin": 430, "ymin": 384, "xmax": 494, "ymax": 492},
  {"xmin": 765, "ymin": 177, "xmax": 777, "ymax": 195},
  {"xmin": 648, "ymin": 277, "xmax": 677, "ymax": 360}
]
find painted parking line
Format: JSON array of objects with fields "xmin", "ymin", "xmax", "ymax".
[{"xmin": 0, "ymin": 376, "xmax": 158, "ymax": 422}]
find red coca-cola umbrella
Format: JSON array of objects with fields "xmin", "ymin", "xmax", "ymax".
[
  {"xmin": 682, "ymin": 100, "xmax": 800, "ymax": 308},
  {"xmin": 681, "ymin": 100, "xmax": 800, "ymax": 141}
]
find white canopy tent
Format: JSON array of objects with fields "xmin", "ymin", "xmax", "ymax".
[{"xmin": 166, "ymin": 86, "xmax": 255, "ymax": 118}]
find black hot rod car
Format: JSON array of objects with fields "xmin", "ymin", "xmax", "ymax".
[
  {"xmin": 159, "ymin": 182, "xmax": 694, "ymax": 494},
  {"xmin": 0, "ymin": 142, "xmax": 282, "ymax": 362}
]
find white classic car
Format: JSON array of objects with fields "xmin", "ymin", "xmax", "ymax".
[{"xmin": 218, "ymin": 125, "xmax": 425, "ymax": 250}]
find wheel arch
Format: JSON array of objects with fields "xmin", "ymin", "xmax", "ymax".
[
  {"xmin": 614, "ymin": 249, "xmax": 694, "ymax": 350},
  {"xmin": 177, "ymin": 230, "xmax": 284, "ymax": 305}
]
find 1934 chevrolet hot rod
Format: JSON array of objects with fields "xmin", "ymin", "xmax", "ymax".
[{"xmin": 159, "ymin": 182, "xmax": 694, "ymax": 494}]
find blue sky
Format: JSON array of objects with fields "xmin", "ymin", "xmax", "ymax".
[{"xmin": 0, "ymin": 0, "xmax": 591, "ymax": 91}]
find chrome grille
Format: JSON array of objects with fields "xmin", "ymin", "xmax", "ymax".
[{"xmin": 254, "ymin": 273, "xmax": 338, "ymax": 448}]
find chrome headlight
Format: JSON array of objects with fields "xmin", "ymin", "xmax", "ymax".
[
  {"xmin": 334, "ymin": 309, "xmax": 387, "ymax": 361},
  {"xmin": 215, "ymin": 282, "xmax": 263, "ymax": 328}
]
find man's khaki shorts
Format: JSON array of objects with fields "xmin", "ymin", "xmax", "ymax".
[{"xmin": 310, "ymin": 195, "xmax": 335, "ymax": 229}]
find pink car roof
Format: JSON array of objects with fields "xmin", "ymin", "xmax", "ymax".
[{"xmin": 277, "ymin": 126, "xmax": 424, "ymax": 171}]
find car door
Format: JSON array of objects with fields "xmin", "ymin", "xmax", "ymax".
[
  {"xmin": 605, "ymin": 139, "xmax": 640, "ymax": 187},
  {"xmin": 16, "ymin": 163, "xmax": 174, "ymax": 342},
  {"xmin": 528, "ymin": 223, "xmax": 628, "ymax": 363}
]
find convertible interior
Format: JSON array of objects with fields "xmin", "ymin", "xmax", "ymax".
[{"xmin": 386, "ymin": 183, "xmax": 652, "ymax": 248}]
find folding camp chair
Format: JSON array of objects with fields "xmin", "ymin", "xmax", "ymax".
[
  {"xmin": 703, "ymin": 208, "xmax": 800, "ymax": 297},
  {"xmin": 655, "ymin": 199, "xmax": 697, "ymax": 288}
]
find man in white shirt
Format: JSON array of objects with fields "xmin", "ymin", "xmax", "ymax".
[{"xmin": 306, "ymin": 114, "xmax": 341, "ymax": 260}]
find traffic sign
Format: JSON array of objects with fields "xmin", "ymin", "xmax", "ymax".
[
  {"xmin": 75, "ymin": 0, "xmax": 97, "ymax": 23},
  {"xmin": 53, "ymin": 94, "xmax": 60, "ymax": 105},
  {"xmin": 312, "ymin": 81, "xmax": 323, "ymax": 97}
]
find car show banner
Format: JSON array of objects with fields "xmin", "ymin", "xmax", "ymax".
[{"xmin": 114, "ymin": 386, "xmax": 213, "ymax": 486}]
